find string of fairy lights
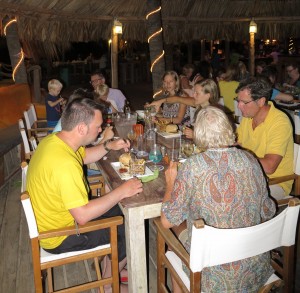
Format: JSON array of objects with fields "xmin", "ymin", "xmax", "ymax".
[
  {"xmin": 3, "ymin": 18, "xmax": 24, "ymax": 82},
  {"xmin": 146, "ymin": 6, "xmax": 164, "ymax": 98}
]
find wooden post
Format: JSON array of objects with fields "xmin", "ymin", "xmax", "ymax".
[
  {"xmin": 111, "ymin": 28, "xmax": 118, "ymax": 88},
  {"xmin": 187, "ymin": 42, "xmax": 193, "ymax": 64},
  {"xmin": 200, "ymin": 40, "xmax": 205, "ymax": 61},
  {"xmin": 225, "ymin": 40, "xmax": 230, "ymax": 68},
  {"xmin": 249, "ymin": 32, "xmax": 255, "ymax": 76},
  {"xmin": 146, "ymin": 0, "xmax": 166, "ymax": 98}
]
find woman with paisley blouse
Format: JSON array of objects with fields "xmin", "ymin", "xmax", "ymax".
[{"xmin": 161, "ymin": 106, "xmax": 276, "ymax": 292}]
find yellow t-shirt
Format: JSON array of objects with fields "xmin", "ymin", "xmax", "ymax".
[
  {"xmin": 237, "ymin": 102, "xmax": 294, "ymax": 195},
  {"xmin": 27, "ymin": 133, "xmax": 89, "ymax": 249},
  {"xmin": 218, "ymin": 80, "xmax": 239, "ymax": 112}
]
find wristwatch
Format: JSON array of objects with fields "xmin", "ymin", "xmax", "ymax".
[{"xmin": 103, "ymin": 140, "xmax": 112, "ymax": 152}]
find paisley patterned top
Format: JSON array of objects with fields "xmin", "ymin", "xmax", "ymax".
[{"xmin": 162, "ymin": 147, "xmax": 276, "ymax": 292}]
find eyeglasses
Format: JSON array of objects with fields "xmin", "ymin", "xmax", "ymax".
[
  {"xmin": 90, "ymin": 78, "xmax": 103, "ymax": 84},
  {"xmin": 234, "ymin": 97, "xmax": 255, "ymax": 105}
]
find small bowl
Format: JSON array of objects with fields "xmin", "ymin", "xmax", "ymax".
[{"xmin": 136, "ymin": 110, "xmax": 145, "ymax": 119}]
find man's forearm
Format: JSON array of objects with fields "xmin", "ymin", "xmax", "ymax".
[{"xmin": 84, "ymin": 143, "xmax": 110, "ymax": 165}]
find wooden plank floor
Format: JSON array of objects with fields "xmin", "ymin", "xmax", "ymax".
[
  {"xmin": 0, "ymin": 172, "xmax": 98, "ymax": 293},
  {"xmin": 0, "ymin": 171, "xmax": 299, "ymax": 292}
]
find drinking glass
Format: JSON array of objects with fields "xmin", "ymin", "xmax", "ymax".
[
  {"xmin": 149, "ymin": 144, "xmax": 164, "ymax": 171},
  {"xmin": 183, "ymin": 140, "xmax": 194, "ymax": 157},
  {"xmin": 149, "ymin": 106, "xmax": 157, "ymax": 117},
  {"xmin": 127, "ymin": 129, "xmax": 137, "ymax": 153},
  {"xmin": 136, "ymin": 135, "xmax": 149, "ymax": 158},
  {"xmin": 127, "ymin": 129, "xmax": 137, "ymax": 141}
]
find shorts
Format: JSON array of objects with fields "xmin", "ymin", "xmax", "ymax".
[{"xmin": 44, "ymin": 204, "xmax": 126, "ymax": 261}]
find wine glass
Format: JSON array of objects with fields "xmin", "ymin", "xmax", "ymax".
[
  {"xmin": 183, "ymin": 140, "xmax": 194, "ymax": 157},
  {"xmin": 149, "ymin": 144, "xmax": 164, "ymax": 171},
  {"xmin": 127, "ymin": 129, "xmax": 137, "ymax": 152},
  {"xmin": 149, "ymin": 106, "xmax": 157, "ymax": 117}
]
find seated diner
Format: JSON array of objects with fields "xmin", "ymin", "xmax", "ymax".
[{"xmin": 161, "ymin": 106, "xmax": 276, "ymax": 292}]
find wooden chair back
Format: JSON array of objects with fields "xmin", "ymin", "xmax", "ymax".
[
  {"xmin": 154, "ymin": 198, "xmax": 300, "ymax": 293},
  {"xmin": 20, "ymin": 128, "xmax": 33, "ymax": 160},
  {"xmin": 29, "ymin": 136, "xmax": 38, "ymax": 151},
  {"xmin": 88, "ymin": 173, "xmax": 106, "ymax": 198},
  {"xmin": 269, "ymin": 143, "xmax": 300, "ymax": 206},
  {"xmin": 21, "ymin": 191, "xmax": 122, "ymax": 293},
  {"xmin": 21, "ymin": 161, "xmax": 28, "ymax": 193},
  {"xmin": 23, "ymin": 104, "xmax": 50, "ymax": 140}
]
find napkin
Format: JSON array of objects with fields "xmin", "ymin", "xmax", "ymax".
[{"xmin": 141, "ymin": 169, "xmax": 159, "ymax": 183}]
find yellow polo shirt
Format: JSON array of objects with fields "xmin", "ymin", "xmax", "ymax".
[
  {"xmin": 27, "ymin": 134, "xmax": 89, "ymax": 249},
  {"xmin": 237, "ymin": 102, "xmax": 294, "ymax": 195}
]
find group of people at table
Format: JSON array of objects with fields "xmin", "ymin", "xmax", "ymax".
[{"xmin": 25, "ymin": 61, "xmax": 300, "ymax": 292}]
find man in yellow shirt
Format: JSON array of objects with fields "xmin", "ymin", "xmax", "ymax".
[
  {"xmin": 27, "ymin": 98, "xmax": 143, "ymax": 289},
  {"xmin": 236, "ymin": 77, "xmax": 294, "ymax": 200}
]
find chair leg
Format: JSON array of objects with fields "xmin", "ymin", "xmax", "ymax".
[
  {"xmin": 283, "ymin": 246, "xmax": 295, "ymax": 293},
  {"xmin": 157, "ymin": 231, "xmax": 166, "ymax": 292},
  {"xmin": 47, "ymin": 268, "xmax": 54, "ymax": 293},
  {"xmin": 94, "ymin": 257, "xmax": 104, "ymax": 293}
]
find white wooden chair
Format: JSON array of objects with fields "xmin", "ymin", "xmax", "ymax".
[
  {"xmin": 154, "ymin": 198, "xmax": 300, "ymax": 293},
  {"xmin": 19, "ymin": 118, "xmax": 38, "ymax": 160},
  {"xmin": 21, "ymin": 192, "xmax": 122, "ymax": 293},
  {"xmin": 269, "ymin": 142, "xmax": 300, "ymax": 206},
  {"xmin": 19, "ymin": 128, "xmax": 34, "ymax": 160},
  {"xmin": 29, "ymin": 136, "xmax": 38, "ymax": 152},
  {"xmin": 23, "ymin": 104, "xmax": 52, "ymax": 141},
  {"xmin": 294, "ymin": 110, "xmax": 300, "ymax": 144},
  {"xmin": 21, "ymin": 161, "xmax": 28, "ymax": 193}
]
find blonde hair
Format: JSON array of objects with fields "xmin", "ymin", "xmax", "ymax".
[
  {"xmin": 95, "ymin": 84, "xmax": 109, "ymax": 97},
  {"xmin": 162, "ymin": 71, "xmax": 181, "ymax": 94},
  {"xmin": 48, "ymin": 79, "xmax": 63, "ymax": 91},
  {"xmin": 194, "ymin": 79, "xmax": 219, "ymax": 104},
  {"xmin": 194, "ymin": 106, "xmax": 235, "ymax": 149}
]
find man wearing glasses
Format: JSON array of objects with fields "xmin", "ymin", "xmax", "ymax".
[
  {"xmin": 90, "ymin": 70, "xmax": 106, "ymax": 88},
  {"xmin": 90, "ymin": 70, "xmax": 126, "ymax": 112},
  {"xmin": 284, "ymin": 62, "xmax": 300, "ymax": 88},
  {"xmin": 236, "ymin": 77, "xmax": 294, "ymax": 201}
]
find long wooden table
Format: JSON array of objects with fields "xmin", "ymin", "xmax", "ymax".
[{"xmin": 96, "ymin": 136, "xmax": 174, "ymax": 292}]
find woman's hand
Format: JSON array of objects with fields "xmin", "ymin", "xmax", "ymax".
[
  {"xmin": 183, "ymin": 127, "xmax": 194, "ymax": 139},
  {"xmin": 145, "ymin": 100, "xmax": 163, "ymax": 113},
  {"xmin": 165, "ymin": 161, "xmax": 178, "ymax": 193}
]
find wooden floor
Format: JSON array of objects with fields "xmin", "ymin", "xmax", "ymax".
[
  {"xmin": 0, "ymin": 171, "xmax": 99, "ymax": 293},
  {"xmin": 0, "ymin": 171, "xmax": 299, "ymax": 292}
]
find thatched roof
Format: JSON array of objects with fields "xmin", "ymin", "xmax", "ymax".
[{"xmin": 1, "ymin": 0, "xmax": 300, "ymax": 59}]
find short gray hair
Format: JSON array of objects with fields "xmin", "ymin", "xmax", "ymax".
[{"xmin": 194, "ymin": 106, "xmax": 235, "ymax": 149}]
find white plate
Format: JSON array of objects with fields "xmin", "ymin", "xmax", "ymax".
[
  {"xmin": 157, "ymin": 131, "xmax": 181, "ymax": 138},
  {"xmin": 276, "ymin": 101, "xmax": 300, "ymax": 107},
  {"xmin": 111, "ymin": 162, "xmax": 153, "ymax": 180}
]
